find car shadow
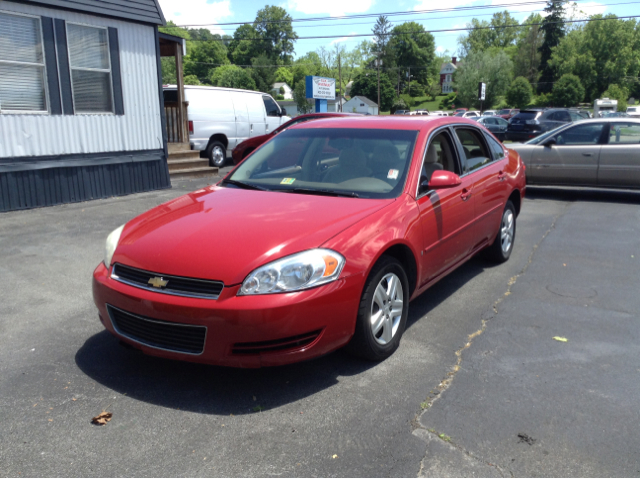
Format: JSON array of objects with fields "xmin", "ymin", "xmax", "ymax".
[{"xmin": 526, "ymin": 186, "xmax": 640, "ymax": 205}]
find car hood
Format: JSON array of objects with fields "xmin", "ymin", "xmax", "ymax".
[{"xmin": 112, "ymin": 186, "xmax": 393, "ymax": 285}]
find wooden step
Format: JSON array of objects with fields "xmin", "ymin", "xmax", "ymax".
[
  {"xmin": 168, "ymin": 142, "xmax": 192, "ymax": 154},
  {"xmin": 168, "ymin": 150, "xmax": 201, "ymax": 160},
  {"xmin": 169, "ymin": 166, "xmax": 219, "ymax": 179},
  {"xmin": 167, "ymin": 157, "xmax": 210, "ymax": 172}
]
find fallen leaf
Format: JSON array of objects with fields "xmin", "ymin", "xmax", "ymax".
[
  {"xmin": 553, "ymin": 336, "xmax": 568, "ymax": 342},
  {"xmin": 91, "ymin": 412, "xmax": 112, "ymax": 425},
  {"xmin": 563, "ymin": 263, "xmax": 566, "ymax": 267},
  {"xmin": 72, "ymin": 398, "xmax": 77, "ymax": 401},
  {"xmin": 332, "ymin": 454, "xmax": 338, "ymax": 459},
  {"xmin": 48, "ymin": 419, "xmax": 53, "ymax": 422}
]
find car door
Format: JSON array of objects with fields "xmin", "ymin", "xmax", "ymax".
[
  {"xmin": 416, "ymin": 128, "xmax": 476, "ymax": 284},
  {"xmin": 245, "ymin": 93, "xmax": 267, "ymax": 137},
  {"xmin": 263, "ymin": 95, "xmax": 282, "ymax": 134},
  {"xmin": 229, "ymin": 92, "xmax": 249, "ymax": 147},
  {"xmin": 455, "ymin": 127, "xmax": 510, "ymax": 246},
  {"xmin": 598, "ymin": 122, "xmax": 640, "ymax": 187},
  {"xmin": 530, "ymin": 122, "xmax": 605, "ymax": 185}
]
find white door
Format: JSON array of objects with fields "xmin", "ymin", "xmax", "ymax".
[
  {"xmin": 245, "ymin": 93, "xmax": 267, "ymax": 137},
  {"xmin": 230, "ymin": 92, "xmax": 250, "ymax": 147},
  {"xmin": 262, "ymin": 94, "xmax": 282, "ymax": 133}
]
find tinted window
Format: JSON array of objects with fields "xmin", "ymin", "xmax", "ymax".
[
  {"xmin": 163, "ymin": 90, "xmax": 178, "ymax": 103},
  {"xmin": 419, "ymin": 131, "xmax": 460, "ymax": 194},
  {"xmin": 609, "ymin": 123, "xmax": 640, "ymax": 144},
  {"xmin": 486, "ymin": 135, "xmax": 505, "ymax": 160},
  {"xmin": 512, "ymin": 112, "xmax": 539, "ymax": 121},
  {"xmin": 555, "ymin": 123, "xmax": 604, "ymax": 145},
  {"xmin": 555, "ymin": 110, "xmax": 572, "ymax": 122},
  {"xmin": 262, "ymin": 95, "xmax": 281, "ymax": 117},
  {"xmin": 455, "ymin": 128, "xmax": 492, "ymax": 172}
]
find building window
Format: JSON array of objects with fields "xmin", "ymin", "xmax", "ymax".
[
  {"xmin": 67, "ymin": 23, "xmax": 113, "ymax": 113},
  {"xmin": 0, "ymin": 11, "xmax": 48, "ymax": 113}
]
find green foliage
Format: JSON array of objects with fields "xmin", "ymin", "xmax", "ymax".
[
  {"xmin": 405, "ymin": 81, "xmax": 425, "ymax": 97},
  {"xmin": 251, "ymin": 54, "xmax": 277, "ymax": 93},
  {"xmin": 373, "ymin": 15, "xmax": 394, "ymax": 68},
  {"xmin": 293, "ymin": 80, "xmax": 313, "ymax": 114},
  {"xmin": 210, "ymin": 65, "xmax": 256, "ymax": 91},
  {"xmin": 391, "ymin": 97, "xmax": 408, "ymax": 114},
  {"xmin": 533, "ymin": 92, "xmax": 551, "ymax": 107},
  {"xmin": 439, "ymin": 93, "xmax": 457, "ymax": 110},
  {"xmin": 513, "ymin": 13, "xmax": 544, "ymax": 84},
  {"xmin": 400, "ymin": 93, "xmax": 415, "ymax": 107},
  {"xmin": 538, "ymin": 0, "xmax": 568, "ymax": 93},
  {"xmin": 183, "ymin": 75, "xmax": 201, "ymax": 86},
  {"xmin": 551, "ymin": 73, "xmax": 585, "ymax": 107},
  {"xmin": 458, "ymin": 11, "xmax": 520, "ymax": 56},
  {"xmin": 184, "ymin": 41, "xmax": 229, "ymax": 83},
  {"xmin": 389, "ymin": 22, "xmax": 437, "ymax": 86},
  {"xmin": 506, "ymin": 77, "xmax": 533, "ymax": 109},
  {"xmin": 253, "ymin": 6, "xmax": 298, "ymax": 64},
  {"xmin": 274, "ymin": 67, "xmax": 293, "ymax": 86},
  {"xmin": 602, "ymin": 84, "xmax": 629, "ymax": 111},
  {"xmin": 350, "ymin": 71, "xmax": 395, "ymax": 111},
  {"xmin": 455, "ymin": 50, "xmax": 513, "ymax": 109},
  {"xmin": 276, "ymin": 95, "xmax": 285, "ymax": 100},
  {"xmin": 227, "ymin": 24, "xmax": 259, "ymax": 65}
]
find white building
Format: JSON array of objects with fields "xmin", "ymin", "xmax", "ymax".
[
  {"xmin": 440, "ymin": 57, "xmax": 459, "ymax": 94},
  {"xmin": 271, "ymin": 82, "xmax": 293, "ymax": 100},
  {"xmin": 343, "ymin": 96, "xmax": 378, "ymax": 115},
  {"xmin": 0, "ymin": 0, "xmax": 171, "ymax": 212},
  {"xmin": 277, "ymin": 98, "xmax": 347, "ymax": 117}
]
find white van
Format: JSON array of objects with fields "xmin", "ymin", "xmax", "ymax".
[
  {"xmin": 593, "ymin": 98, "xmax": 618, "ymax": 118},
  {"xmin": 163, "ymin": 85, "xmax": 291, "ymax": 167}
]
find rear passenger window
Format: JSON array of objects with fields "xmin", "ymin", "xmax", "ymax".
[
  {"xmin": 609, "ymin": 123, "xmax": 640, "ymax": 144},
  {"xmin": 486, "ymin": 135, "xmax": 505, "ymax": 160},
  {"xmin": 455, "ymin": 128, "xmax": 492, "ymax": 173}
]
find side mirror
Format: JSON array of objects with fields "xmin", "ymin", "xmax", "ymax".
[
  {"xmin": 427, "ymin": 171, "xmax": 462, "ymax": 190},
  {"xmin": 280, "ymin": 108, "xmax": 287, "ymax": 116},
  {"xmin": 542, "ymin": 138, "xmax": 556, "ymax": 148}
]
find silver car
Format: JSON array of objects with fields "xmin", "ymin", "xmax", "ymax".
[{"xmin": 508, "ymin": 118, "xmax": 640, "ymax": 189}]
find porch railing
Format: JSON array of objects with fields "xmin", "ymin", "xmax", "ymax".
[{"xmin": 164, "ymin": 101, "xmax": 189, "ymax": 143}]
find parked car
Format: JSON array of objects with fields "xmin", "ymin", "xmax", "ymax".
[
  {"xmin": 415, "ymin": 109, "xmax": 430, "ymax": 115},
  {"xmin": 508, "ymin": 118, "xmax": 640, "ymax": 189},
  {"xmin": 93, "ymin": 116, "xmax": 526, "ymax": 367},
  {"xmin": 454, "ymin": 110, "xmax": 481, "ymax": 118},
  {"xmin": 475, "ymin": 116, "xmax": 509, "ymax": 141},
  {"xmin": 429, "ymin": 111, "xmax": 448, "ymax": 117},
  {"xmin": 506, "ymin": 108, "xmax": 583, "ymax": 142},
  {"xmin": 163, "ymin": 85, "xmax": 291, "ymax": 167},
  {"xmin": 603, "ymin": 111, "xmax": 629, "ymax": 118},
  {"xmin": 496, "ymin": 108, "xmax": 520, "ymax": 120},
  {"xmin": 394, "ymin": 110, "xmax": 409, "ymax": 115},
  {"xmin": 482, "ymin": 110, "xmax": 498, "ymax": 116},
  {"xmin": 232, "ymin": 113, "xmax": 360, "ymax": 164},
  {"xmin": 626, "ymin": 106, "xmax": 640, "ymax": 118},
  {"xmin": 454, "ymin": 108, "xmax": 468, "ymax": 114}
]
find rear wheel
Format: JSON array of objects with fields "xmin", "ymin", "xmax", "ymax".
[
  {"xmin": 206, "ymin": 141, "xmax": 226, "ymax": 167},
  {"xmin": 346, "ymin": 256, "xmax": 409, "ymax": 361},
  {"xmin": 485, "ymin": 200, "xmax": 516, "ymax": 263}
]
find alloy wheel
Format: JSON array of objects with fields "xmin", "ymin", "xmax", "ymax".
[{"xmin": 370, "ymin": 273, "xmax": 404, "ymax": 345}]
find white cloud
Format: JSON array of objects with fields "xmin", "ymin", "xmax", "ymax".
[
  {"xmin": 158, "ymin": 0, "xmax": 232, "ymax": 35},
  {"xmin": 436, "ymin": 45, "xmax": 445, "ymax": 52},
  {"xmin": 331, "ymin": 33, "xmax": 358, "ymax": 45},
  {"xmin": 565, "ymin": 1, "xmax": 607, "ymax": 19},
  {"xmin": 413, "ymin": 0, "xmax": 475, "ymax": 11},
  {"xmin": 286, "ymin": 0, "xmax": 375, "ymax": 17}
]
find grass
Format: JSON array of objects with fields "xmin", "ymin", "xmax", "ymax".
[{"xmin": 379, "ymin": 95, "xmax": 453, "ymax": 115}]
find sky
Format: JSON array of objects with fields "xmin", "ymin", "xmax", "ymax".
[{"xmin": 157, "ymin": 0, "xmax": 634, "ymax": 60}]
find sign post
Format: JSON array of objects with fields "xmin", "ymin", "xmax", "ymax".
[
  {"xmin": 306, "ymin": 76, "xmax": 336, "ymax": 113},
  {"xmin": 478, "ymin": 82, "xmax": 486, "ymax": 113}
]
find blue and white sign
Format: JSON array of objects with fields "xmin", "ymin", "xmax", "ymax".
[{"xmin": 306, "ymin": 76, "xmax": 336, "ymax": 100}]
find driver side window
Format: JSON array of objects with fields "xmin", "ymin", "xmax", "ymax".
[{"xmin": 418, "ymin": 131, "xmax": 460, "ymax": 195}]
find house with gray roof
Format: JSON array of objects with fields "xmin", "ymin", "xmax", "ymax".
[{"xmin": 343, "ymin": 96, "xmax": 378, "ymax": 115}]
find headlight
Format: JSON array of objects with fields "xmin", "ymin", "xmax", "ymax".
[
  {"xmin": 104, "ymin": 225, "xmax": 124, "ymax": 267},
  {"xmin": 239, "ymin": 249, "xmax": 345, "ymax": 295}
]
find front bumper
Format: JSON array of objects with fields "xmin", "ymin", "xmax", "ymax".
[{"xmin": 92, "ymin": 262, "xmax": 364, "ymax": 368}]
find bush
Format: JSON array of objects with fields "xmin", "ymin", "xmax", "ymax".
[
  {"xmin": 533, "ymin": 92, "xmax": 551, "ymax": 107},
  {"xmin": 276, "ymin": 94, "xmax": 285, "ymax": 100},
  {"xmin": 439, "ymin": 92, "xmax": 457, "ymax": 109},
  {"xmin": 551, "ymin": 74, "xmax": 585, "ymax": 107},
  {"xmin": 210, "ymin": 65, "xmax": 256, "ymax": 91},
  {"xmin": 183, "ymin": 75, "xmax": 201, "ymax": 86},
  {"xmin": 602, "ymin": 84, "xmax": 628, "ymax": 112},
  {"xmin": 390, "ymin": 97, "xmax": 408, "ymax": 114},
  {"xmin": 506, "ymin": 77, "xmax": 533, "ymax": 109},
  {"xmin": 404, "ymin": 81, "xmax": 425, "ymax": 97}
]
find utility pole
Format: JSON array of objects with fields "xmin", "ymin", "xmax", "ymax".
[
  {"xmin": 338, "ymin": 54, "xmax": 342, "ymax": 112},
  {"xmin": 375, "ymin": 55, "xmax": 382, "ymax": 115},
  {"xmin": 408, "ymin": 67, "xmax": 411, "ymax": 97}
]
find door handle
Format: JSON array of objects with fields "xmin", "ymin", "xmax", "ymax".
[
  {"xmin": 460, "ymin": 188, "xmax": 472, "ymax": 201},
  {"xmin": 582, "ymin": 153, "xmax": 593, "ymax": 157}
]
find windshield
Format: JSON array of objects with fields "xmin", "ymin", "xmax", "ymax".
[
  {"xmin": 525, "ymin": 123, "xmax": 572, "ymax": 145},
  {"xmin": 227, "ymin": 128, "xmax": 418, "ymax": 199},
  {"xmin": 497, "ymin": 109, "xmax": 511, "ymax": 115}
]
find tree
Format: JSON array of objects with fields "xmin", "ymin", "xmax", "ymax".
[
  {"xmin": 506, "ymin": 77, "xmax": 533, "ymax": 108},
  {"xmin": 458, "ymin": 11, "xmax": 520, "ymax": 56},
  {"xmin": 293, "ymin": 80, "xmax": 313, "ymax": 114},
  {"xmin": 513, "ymin": 13, "xmax": 544, "ymax": 84},
  {"xmin": 350, "ymin": 71, "xmax": 395, "ymax": 111},
  {"xmin": 210, "ymin": 65, "xmax": 257, "ymax": 90},
  {"xmin": 551, "ymin": 73, "xmax": 585, "ymax": 106},
  {"xmin": 227, "ymin": 24, "xmax": 259, "ymax": 65},
  {"xmin": 274, "ymin": 67, "xmax": 294, "ymax": 86},
  {"xmin": 250, "ymin": 54, "xmax": 277, "ymax": 93},
  {"xmin": 184, "ymin": 75, "xmax": 201, "ymax": 85},
  {"xmin": 389, "ymin": 22, "xmax": 436, "ymax": 87},
  {"xmin": 454, "ymin": 50, "xmax": 513, "ymax": 109},
  {"xmin": 391, "ymin": 97, "xmax": 408, "ymax": 114},
  {"xmin": 253, "ymin": 6, "xmax": 298, "ymax": 64},
  {"xmin": 602, "ymin": 84, "xmax": 629, "ymax": 111},
  {"xmin": 184, "ymin": 41, "xmax": 229, "ymax": 83},
  {"xmin": 373, "ymin": 15, "xmax": 394, "ymax": 67},
  {"xmin": 538, "ymin": 0, "xmax": 567, "ymax": 93}
]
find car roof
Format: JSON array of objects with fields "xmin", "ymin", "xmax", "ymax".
[{"xmin": 288, "ymin": 115, "xmax": 482, "ymax": 131}]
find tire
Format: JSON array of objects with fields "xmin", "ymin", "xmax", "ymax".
[
  {"xmin": 485, "ymin": 200, "xmax": 516, "ymax": 263},
  {"xmin": 345, "ymin": 256, "xmax": 409, "ymax": 361},
  {"xmin": 206, "ymin": 141, "xmax": 226, "ymax": 168}
]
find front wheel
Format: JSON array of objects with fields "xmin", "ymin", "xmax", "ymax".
[
  {"xmin": 345, "ymin": 256, "xmax": 409, "ymax": 361},
  {"xmin": 206, "ymin": 141, "xmax": 226, "ymax": 168},
  {"xmin": 485, "ymin": 200, "xmax": 516, "ymax": 263}
]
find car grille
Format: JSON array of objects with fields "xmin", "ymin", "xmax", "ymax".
[
  {"xmin": 231, "ymin": 330, "xmax": 322, "ymax": 356},
  {"xmin": 111, "ymin": 263, "xmax": 223, "ymax": 299},
  {"xmin": 107, "ymin": 305, "xmax": 206, "ymax": 354}
]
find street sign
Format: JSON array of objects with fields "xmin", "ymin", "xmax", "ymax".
[
  {"xmin": 478, "ymin": 82, "xmax": 486, "ymax": 101},
  {"xmin": 305, "ymin": 76, "xmax": 336, "ymax": 100}
]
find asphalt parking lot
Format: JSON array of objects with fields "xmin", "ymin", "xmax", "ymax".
[{"xmin": 1, "ymin": 174, "xmax": 639, "ymax": 477}]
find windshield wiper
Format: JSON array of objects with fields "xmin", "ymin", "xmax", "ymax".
[
  {"xmin": 221, "ymin": 179, "xmax": 269, "ymax": 191},
  {"xmin": 288, "ymin": 187, "xmax": 359, "ymax": 198}
]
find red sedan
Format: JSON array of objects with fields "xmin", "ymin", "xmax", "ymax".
[
  {"xmin": 497, "ymin": 108, "xmax": 520, "ymax": 120},
  {"xmin": 93, "ymin": 116, "xmax": 526, "ymax": 368},
  {"xmin": 231, "ymin": 112, "xmax": 360, "ymax": 164}
]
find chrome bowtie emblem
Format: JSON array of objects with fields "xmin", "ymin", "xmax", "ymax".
[{"xmin": 148, "ymin": 276, "xmax": 168, "ymax": 288}]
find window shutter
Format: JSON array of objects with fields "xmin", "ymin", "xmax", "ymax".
[
  {"xmin": 108, "ymin": 27, "xmax": 124, "ymax": 115},
  {"xmin": 53, "ymin": 18, "xmax": 74, "ymax": 115},
  {"xmin": 41, "ymin": 16, "xmax": 62, "ymax": 115}
]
